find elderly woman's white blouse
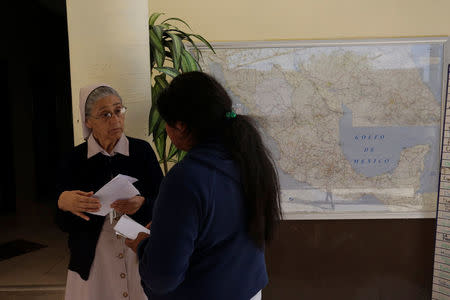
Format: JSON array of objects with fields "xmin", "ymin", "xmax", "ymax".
[{"xmin": 87, "ymin": 133, "xmax": 129, "ymax": 158}]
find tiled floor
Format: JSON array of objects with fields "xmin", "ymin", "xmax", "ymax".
[{"xmin": 0, "ymin": 202, "xmax": 68, "ymax": 299}]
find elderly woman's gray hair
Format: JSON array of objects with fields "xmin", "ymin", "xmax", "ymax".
[{"xmin": 85, "ymin": 86, "xmax": 123, "ymax": 118}]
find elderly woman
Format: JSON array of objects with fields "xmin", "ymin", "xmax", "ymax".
[{"xmin": 56, "ymin": 84, "xmax": 163, "ymax": 300}]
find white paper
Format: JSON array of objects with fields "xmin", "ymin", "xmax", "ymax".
[
  {"xmin": 118, "ymin": 174, "xmax": 138, "ymax": 184},
  {"xmin": 91, "ymin": 174, "xmax": 140, "ymax": 216},
  {"xmin": 113, "ymin": 214, "xmax": 150, "ymax": 239}
]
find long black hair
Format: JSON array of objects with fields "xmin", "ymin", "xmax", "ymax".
[{"xmin": 157, "ymin": 71, "xmax": 282, "ymax": 247}]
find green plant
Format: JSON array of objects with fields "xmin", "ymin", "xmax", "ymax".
[{"xmin": 148, "ymin": 12, "xmax": 215, "ymax": 174}]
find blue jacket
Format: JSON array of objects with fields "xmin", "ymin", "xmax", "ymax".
[{"xmin": 137, "ymin": 141, "xmax": 268, "ymax": 300}]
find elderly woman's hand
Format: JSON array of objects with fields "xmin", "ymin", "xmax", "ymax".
[
  {"xmin": 111, "ymin": 196, "xmax": 145, "ymax": 215},
  {"xmin": 58, "ymin": 190, "xmax": 101, "ymax": 221}
]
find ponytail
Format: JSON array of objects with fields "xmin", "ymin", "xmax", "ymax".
[{"xmin": 224, "ymin": 115, "xmax": 282, "ymax": 248}]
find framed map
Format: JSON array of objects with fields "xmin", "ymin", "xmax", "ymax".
[{"xmin": 196, "ymin": 38, "xmax": 449, "ymax": 219}]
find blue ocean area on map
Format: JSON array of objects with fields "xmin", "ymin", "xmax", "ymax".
[{"xmin": 339, "ymin": 104, "xmax": 439, "ymax": 193}]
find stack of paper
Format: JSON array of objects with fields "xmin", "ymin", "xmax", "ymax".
[
  {"xmin": 91, "ymin": 174, "xmax": 140, "ymax": 216},
  {"xmin": 114, "ymin": 215, "xmax": 150, "ymax": 239}
]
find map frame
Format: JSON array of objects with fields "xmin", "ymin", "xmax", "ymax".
[{"xmin": 193, "ymin": 37, "xmax": 450, "ymax": 219}]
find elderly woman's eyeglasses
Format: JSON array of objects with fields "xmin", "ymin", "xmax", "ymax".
[{"xmin": 91, "ymin": 106, "xmax": 127, "ymax": 121}]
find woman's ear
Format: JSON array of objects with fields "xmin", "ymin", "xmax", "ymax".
[
  {"xmin": 172, "ymin": 121, "xmax": 195, "ymax": 151},
  {"xmin": 174, "ymin": 121, "xmax": 188, "ymax": 134},
  {"xmin": 86, "ymin": 118, "xmax": 93, "ymax": 129}
]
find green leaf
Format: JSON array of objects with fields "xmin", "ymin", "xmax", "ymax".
[
  {"xmin": 148, "ymin": 106, "xmax": 161, "ymax": 135},
  {"xmin": 150, "ymin": 29, "xmax": 165, "ymax": 67},
  {"xmin": 166, "ymin": 29, "xmax": 193, "ymax": 42},
  {"xmin": 151, "ymin": 82, "xmax": 161, "ymax": 104},
  {"xmin": 152, "ymin": 118, "xmax": 167, "ymax": 161},
  {"xmin": 150, "ymin": 50, "xmax": 155, "ymax": 70},
  {"xmin": 177, "ymin": 149, "xmax": 187, "ymax": 161},
  {"xmin": 180, "ymin": 54, "xmax": 189, "ymax": 72},
  {"xmin": 181, "ymin": 49, "xmax": 200, "ymax": 72},
  {"xmin": 167, "ymin": 32, "xmax": 183, "ymax": 71},
  {"xmin": 162, "ymin": 23, "xmax": 179, "ymax": 31},
  {"xmin": 155, "ymin": 67, "xmax": 179, "ymax": 78},
  {"xmin": 154, "ymin": 74, "xmax": 169, "ymax": 91},
  {"xmin": 153, "ymin": 25, "xmax": 163, "ymax": 40},
  {"xmin": 149, "ymin": 13, "xmax": 164, "ymax": 26},
  {"xmin": 154, "ymin": 131, "xmax": 167, "ymax": 161},
  {"xmin": 150, "ymin": 28, "xmax": 164, "ymax": 53},
  {"xmin": 192, "ymin": 34, "xmax": 216, "ymax": 54},
  {"xmin": 166, "ymin": 42, "xmax": 175, "ymax": 67},
  {"xmin": 160, "ymin": 23, "xmax": 170, "ymax": 30},
  {"xmin": 152, "ymin": 74, "xmax": 165, "ymax": 95},
  {"xmin": 153, "ymin": 118, "xmax": 166, "ymax": 139},
  {"xmin": 161, "ymin": 17, "xmax": 192, "ymax": 30},
  {"xmin": 168, "ymin": 30, "xmax": 202, "ymax": 60},
  {"xmin": 167, "ymin": 143, "xmax": 179, "ymax": 160},
  {"xmin": 153, "ymin": 50, "xmax": 165, "ymax": 68}
]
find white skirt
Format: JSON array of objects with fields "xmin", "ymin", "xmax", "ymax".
[{"xmin": 64, "ymin": 216, "xmax": 147, "ymax": 300}]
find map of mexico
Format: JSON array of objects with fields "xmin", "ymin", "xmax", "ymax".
[{"xmin": 197, "ymin": 38, "xmax": 446, "ymax": 218}]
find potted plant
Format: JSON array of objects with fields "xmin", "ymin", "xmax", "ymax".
[{"xmin": 148, "ymin": 12, "xmax": 215, "ymax": 174}]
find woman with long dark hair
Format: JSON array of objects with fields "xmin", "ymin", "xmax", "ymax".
[{"xmin": 126, "ymin": 71, "xmax": 282, "ymax": 300}]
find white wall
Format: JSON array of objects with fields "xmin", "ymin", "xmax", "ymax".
[{"xmin": 66, "ymin": 0, "xmax": 151, "ymax": 145}]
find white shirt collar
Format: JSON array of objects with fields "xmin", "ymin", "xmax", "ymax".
[{"xmin": 87, "ymin": 133, "xmax": 129, "ymax": 159}]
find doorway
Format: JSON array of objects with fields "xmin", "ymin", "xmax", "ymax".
[{"xmin": 2, "ymin": 0, "xmax": 73, "ymax": 216}]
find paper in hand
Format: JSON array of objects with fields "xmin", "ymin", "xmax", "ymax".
[
  {"xmin": 91, "ymin": 174, "xmax": 140, "ymax": 216},
  {"xmin": 114, "ymin": 214, "xmax": 150, "ymax": 239}
]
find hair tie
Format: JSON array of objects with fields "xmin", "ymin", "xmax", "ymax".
[{"xmin": 225, "ymin": 111, "xmax": 237, "ymax": 119}]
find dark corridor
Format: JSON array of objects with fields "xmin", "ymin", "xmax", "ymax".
[{"xmin": 1, "ymin": 0, "xmax": 73, "ymax": 215}]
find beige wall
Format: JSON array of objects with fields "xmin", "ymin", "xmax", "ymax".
[
  {"xmin": 148, "ymin": 0, "xmax": 450, "ymax": 41},
  {"xmin": 67, "ymin": 0, "xmax": 450, "ymax": 145},
  {"xmin": 67, "ymin": 0, "xmax": 151, "ymax": 145}
]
